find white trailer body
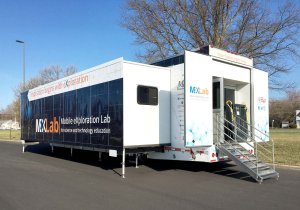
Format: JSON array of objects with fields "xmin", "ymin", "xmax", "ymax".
[{"xmin": 21, "ymin": 46, "xmax": 269, "ymax": 163}]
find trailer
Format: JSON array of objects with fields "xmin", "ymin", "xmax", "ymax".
[{"xmin": 21, "ymin": 46, "xmax": 279, "ymax": 183}]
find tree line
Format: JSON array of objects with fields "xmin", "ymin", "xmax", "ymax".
[{"xmin": 270, "ymin": 90, "xmax": 300, "ymax": 128}]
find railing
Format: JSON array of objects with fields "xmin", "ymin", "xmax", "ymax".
[
  {"xmin": 214, "ymin": 114, "xmax": 259, "ymax": 170},
  {"xmin": 214, "ymin": 113, "xmax": 276, "ymax": 175},
  {"xmin": 234, "ymin": 115, "xmax": 275, "ymax": 170}
]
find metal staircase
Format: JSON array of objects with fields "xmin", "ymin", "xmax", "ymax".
[{"xmin": 214, "ymin": 114, "xmax": 279, "ymax": 183}]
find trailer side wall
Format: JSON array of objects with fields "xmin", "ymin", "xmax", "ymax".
[{"xmin": 21, "ymin": 59, "xmax": 124, "ymax": 150}]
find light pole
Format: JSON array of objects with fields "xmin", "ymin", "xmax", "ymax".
[
  {"xmin": 16, "ymin": 40, "xmax": 25, "ymax": 134},
  {"xmin": 16, "ymin": 40, "xmax": 25, "ymax": 89}
]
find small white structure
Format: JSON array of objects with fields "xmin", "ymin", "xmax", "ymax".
[
  {"xmin": 296, "ymin": 110, "xmax": 300, "ymax": 129},
  {"xmin": 281, "ymin": 121, "xmax": 289, "ymax": 128},
  {"xmin": 0, "ymin": 120, "xmax": 20, "ymax": 130}
]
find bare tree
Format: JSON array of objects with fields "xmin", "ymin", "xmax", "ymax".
[
  {"xmin": 122, "ymin": 0, "xmax": 300, "ymax": 89},
  {"xmin": 270, "ymin": 90, "xmax": 300, "ymax": 127},
  {"xmin": 38, "ymin": 65, "xmax": 78, "ymax": 84},
  {"xmin": 9, "ymin": 65, "xmax": 77, "ymax": 121},
  {"xmin": 14, "ymin": 65, "xmax": 77, "ymax": 96},
  {"xmin": 64, "ymin": 65, "xmax": 77, "ymax": 77},
  {"xmin": 39, "ymin": 65, "xmax": 63, "ymax": 83}
]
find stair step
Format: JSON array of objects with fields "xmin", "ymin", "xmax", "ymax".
[
  {"xmin": 244, "ymin": 161, "xmax": 266, "ymax": 168},
  {"xmin": 215, "ymin": 121, "xmax": 279, "ymax": 183},
  {"xmin": 238, "ymin": 156, "xmax": 257, "ymax": 161},
  {"xmin": 230, "ymin": 151, "xmax": 251, "ymax": 156},
  {"xmin": 222, "ymin": 143, "xmax": 243, "ymax": 148},
  {"xmin": 219, "ymin": 146, "xmax": 256, "ymax": 161},
  {"xmin": 241, "ymin": 159, "xmax": 262, "ymax": 164},
  {"xmin": 221, "ymin": 142, "xmax": 240, "ymax": 145},
  {"xmin": 226, "ymin": 146, "xmax": 247, "ymax": 151},
  {"xmin": 260, "ymin": 172, "xmax": 279, "ymax": 180},
  {"xmin": 253, "ymin": 165, "xmax": 271, "ymax": 171},
  {"xmin": 228, "ymin": 147, "xmax": 249, "ymax": 153},
  {"xmin": 226, "ymin": 147, "xmax": 248, "ymax": 152},
  {"xmin": 223, "ymin": 146, "xmax": 245, "ymax": 152},
  {"xmin": 258, "ymin": 168, "xmax": 276, "ymax": 177}
]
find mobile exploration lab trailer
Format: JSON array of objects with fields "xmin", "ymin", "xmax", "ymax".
[{"xmin": 21, "ymin": 46, "xmax": 279, "ymax": 183}]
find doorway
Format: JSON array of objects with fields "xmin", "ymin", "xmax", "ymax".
[
  {"xmin": 224, "ymin": 88, "xmax": 235, "ymax": 105},
  {"xmin": 213, "ymin": 78, "xmax": 224, "ymax": 144},
  {"xmin": 213, "ymin": 79, "xmax": 237, "ymax": 144},
  {"xmin": 224, "ymin": 87, "xmax": 236, "ymax": 141}
]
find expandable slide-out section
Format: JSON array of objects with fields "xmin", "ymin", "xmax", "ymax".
[{"xmin": 122, "ymin": 61, "xmax": 171, "ymax": 148}]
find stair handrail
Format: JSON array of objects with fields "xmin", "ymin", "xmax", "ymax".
[
  {"xmin": 229, "ymin": 118, "xmax": 273, "ymax": 158},
  {"xmin": 215, "ymin": 115, "xmax": 260, "ymax": 168},
  {"xmin": 215, "ymin": 119, "xmax": 268, "ymax": 181},
  {"xmin": 234, "ymin": 116, "xmax": 274, "ymax": 167},
  {"xmin": 256, "ymin": 140, "xmax": 258, "ymax": 178},
  {"xmin": 216, "ymin": 127, "xmax": 257, "ymax": 165},
  {"xmin": 224, "ymin": 114, "xmax": 274, "ymax": 164},
  {"xmin": 214, "ymin": 113, "xmax": 275, "ymax": 171},
  {"xmin": 235, "ymin": 115, "xmax": 273, "ymax": 146},
  {"xmin": 215, "ymin": 115, "xmax": 269, "ymax": 182},
  {"xmin": 234, "ymin": 115, "xmax": 275, "ymax": 169}
]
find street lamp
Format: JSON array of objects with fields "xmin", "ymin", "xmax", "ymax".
[
  {"xmin": 16, "ymin": 40, "xmax": 25, "ymax": 90},
  {"xmin": 16, "ymin": 40, "xmax": 26, "ymax": 134}
]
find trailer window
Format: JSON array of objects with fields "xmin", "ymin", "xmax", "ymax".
[
  {"xmin": 137, "ymin": 86, "xmax": 158, "ymax": 105},
  {"xmin": 213, "ymin": 82, "xmax": 220, "ymax": 109}
]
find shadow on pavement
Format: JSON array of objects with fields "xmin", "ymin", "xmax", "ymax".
[
  {"xmin": 25, "ymin": 143, "xmax": 123, "ymax": 172},
  {"xmin": 145, "ymin": 159, "xmax": 256, "ymax": 182},
  {"xmin": 25, "ymin": 143, "xmax": 255, "ymax": 182}
]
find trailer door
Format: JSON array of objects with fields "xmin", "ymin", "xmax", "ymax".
[{"xmin": 213, "ymin": 77, "xmax": 224, "ymax": 144}]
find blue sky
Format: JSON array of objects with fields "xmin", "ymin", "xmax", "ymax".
[
  {"xmin": 0, "ymin": 0, "xmax": 299, "ymax": 109},
  {"xmin": 0, "ymin": 0, "xmax": 138, "ymax": 109}
]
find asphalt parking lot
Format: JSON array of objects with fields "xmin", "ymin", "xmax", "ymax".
[{"xmin": 0, "ymin": 141, "xmax": 299, "ymax": 210}]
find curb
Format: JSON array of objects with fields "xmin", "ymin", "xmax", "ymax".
[
  {"xmin": 0, "ymin": 139, "xmax": 22, "ymax": 143},
  {"xmin": 275, "ymin": 164, "xmax": 300, "ymax": 170}
]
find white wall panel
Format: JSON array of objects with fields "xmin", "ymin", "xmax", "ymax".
[
  {"xmin": 123, "ymin": 62, "xmax": 171, "ymax": 147},
  {"xmin": 252, "ymin": 68, "xmax": 269, "ymax": 141}
]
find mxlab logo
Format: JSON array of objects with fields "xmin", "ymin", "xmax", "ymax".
[
  {"xmin": 190, "ymin": 86, "xmax": 209, "ymax": 95},
  {"xmin": 36, "ymin": 117, "xmax": 60, "ymax": 133}
]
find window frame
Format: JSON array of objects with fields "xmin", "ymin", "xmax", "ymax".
[{"xmin": 137, "ymin": 85, "xmax": 158, "ymax": 106}]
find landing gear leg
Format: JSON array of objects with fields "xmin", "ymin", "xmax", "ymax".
[
  {"xmin": 135, "ymin": 153, "xmax": 139, "ymax": 168},
  {"xmin": 122, "ymin": 148, "xmax": 126, "ymax": 178}
]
